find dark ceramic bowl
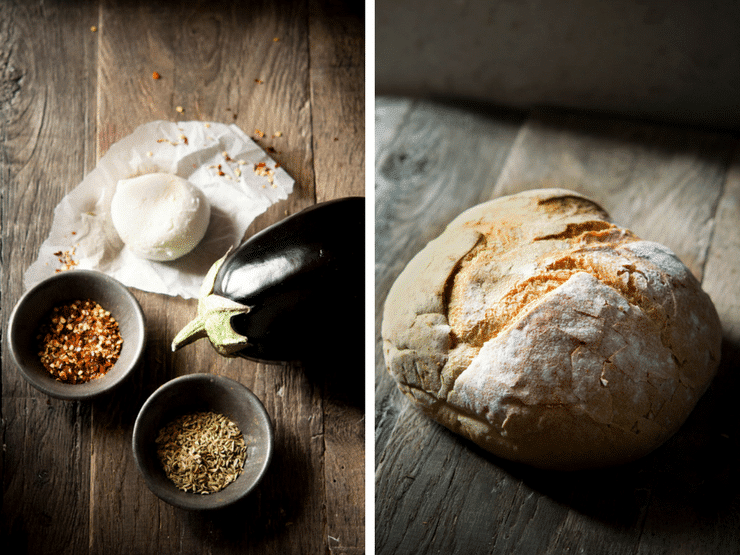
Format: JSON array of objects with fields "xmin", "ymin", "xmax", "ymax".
[
  {"xmin": 7, "ymin": 270, "xmax": 146, "ymax": 400},
  {"xmin": 132, "ymin": 373, "xmax": 273, "ymax": 511}
]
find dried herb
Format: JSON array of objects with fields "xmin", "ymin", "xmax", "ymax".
[
  {"xmin": 155, "ymin": 411, "xmax": 248, "ymax": 494},
  {"xmin": 36, "ymin": 299, "xmax": 123, "ymax": 383}
]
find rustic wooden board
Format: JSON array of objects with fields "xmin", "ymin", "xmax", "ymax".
[
  {"xmin": 375, "ymin": 97, "xmax": 740, "ymax": 554},
  {"xmin": 1, "ymin": 1, "xmax": 364, "ymax": 553}
]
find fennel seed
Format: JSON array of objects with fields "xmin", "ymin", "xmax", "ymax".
[{"xmin": 155, "ymin": 411, "xmax": 247, "ymax": 494}]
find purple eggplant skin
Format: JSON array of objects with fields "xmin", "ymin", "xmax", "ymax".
[{"xmin": 214, "ymin": 196, "xmax": 365, "ymax": 363}]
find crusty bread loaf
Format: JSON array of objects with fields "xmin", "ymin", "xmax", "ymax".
[{"xmin": 382, "ymin": 188, "xmax": 722, "ymax": 470}]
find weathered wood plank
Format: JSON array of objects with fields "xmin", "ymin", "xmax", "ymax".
[
  {"xmin": 631, "ymin": 141, "xmax": 740, "ymax": 555},
  {"xmin": 1, "ymin": 399, "xmax": 92, "ymax": 555},
  {"xmin": 309, "ymin": 0, "xmax": 365, "ymax": 201},
  {"xmin": 703, "ymin": 144, "xmax": 740, "ymax": 344},
  {"xmin": 92, "ymin": 0, "xmax": 329, "ymax": 553},
  {"xmin": 308, "ymin": 1, "xmax": 366, "ymax": 553},
  {"xmin": 1, "ymin": 2, "xmax": 97, "ymax": 553}
]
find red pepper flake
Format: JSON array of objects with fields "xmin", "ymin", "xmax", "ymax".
[
  {"xmin": 273, "ymin": 37, "xmax": 280, "ymax": 42},
  {"xmin": 53, "ymin": 248, "xmax": 78, "ymax": 272},
  {"xmin": 253, "ymin": 162, "xmax": 277, "ymax": 188},
  {"xmin": 255, "ymin": 79, "xmax": 264, "ymax": 84},
  {"xmin": 254, "ymin": 129, "xmax": 265, "ymax": 139},
  {"xmin": 36, "ymin": 300, "xmax": 123, "ymax": 384},
  {"xmin": 152, "ymin": 71, "xmax": 161, "ymax": 80}
]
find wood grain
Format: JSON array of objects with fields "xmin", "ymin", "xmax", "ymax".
[
  {"xmin": 375, "ymin": 98, "xmax": 740, "ymax": 555},
  {"xmin": 1, "ymin": 3, "xmax": 97, "ymax": 554},
  {"xmin": 2, "ymin": 1, "xmax": 364, "ymax": 553}
]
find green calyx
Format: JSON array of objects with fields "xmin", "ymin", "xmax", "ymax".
[{"xmin": 171, "ymin": 253, "xmax": 251, "ymax": 357}]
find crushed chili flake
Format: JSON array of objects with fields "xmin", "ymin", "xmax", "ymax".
[
  {"xmin": 53, "ymin": 248, "xmax": 78, "ymax": 273},
  {"xmin": 255, "ymin": 79, "xmax": 264, "ymax": 84},
  {"xmin": 36, "ymin": 300, "xmax": 123, "ymax": 384},
  {"xmin": 253, "ymin": 162, "xmax": 276, "ymax": 188},
  {"xmin": 254, "ymin": 129, "xmax": 265, "ymax": 138}
]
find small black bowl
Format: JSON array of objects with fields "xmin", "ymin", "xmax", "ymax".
[
  {"xmin": 132, "ymin": 373, "xmax": 273, "ymax": 511},
  {"xmin": 7, "ymin": 270, "xmax": 146, "ymax": 400}
]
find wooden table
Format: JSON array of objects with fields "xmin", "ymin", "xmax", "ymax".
[
  {"xmin": 375, "ymin": 97, "xmax": 740, "ymax": 554},
  {"xmin": 1, "ymin": 2, "xmax": 364, "ymax": 554}
]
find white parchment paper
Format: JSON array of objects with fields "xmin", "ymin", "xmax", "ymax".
[{"xmin": 24, "ymin": 120, "xmax": 294, "ymax": 299}]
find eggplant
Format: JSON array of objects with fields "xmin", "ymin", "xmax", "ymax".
[{"xmin": 172, "ymin": 197, "xmax": 365, "ymax": 363}]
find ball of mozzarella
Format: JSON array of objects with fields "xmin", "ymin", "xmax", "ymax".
[{"xmin": 110, "ymin": 173, "xmax": 211, "ymax": 261}]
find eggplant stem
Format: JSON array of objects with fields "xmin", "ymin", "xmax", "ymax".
[{"xmin": 171, "ymin": 252, "xmax": 252, "ymax": 356}]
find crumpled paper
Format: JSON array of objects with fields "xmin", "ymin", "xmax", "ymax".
[{"xmin": 24, "ymin": 120, "xmax": 294, "ymax": 299}]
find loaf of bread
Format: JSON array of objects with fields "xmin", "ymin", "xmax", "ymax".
[{"xmin": 382, "ymin": 189, "xmax": 722, "ymax": 470}]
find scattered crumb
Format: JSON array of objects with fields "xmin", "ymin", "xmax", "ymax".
[
  {"xmin": 253, "ymin": 162, "xmax": 276, "ymax": 187},
  {"xmin": 146, "ymin": 151, "xmax": 153, "ymax": 157},
  {"xmin": 273, "ymin": 37, "xmax": 280, "ymax": 42},
  {"xmin": 53, "ymin": 248, "xmax": 78, "ymax": 272},
  {"xmin": 255, "ymin": 79, "xmax": 264, "ymax": 84},
  {"xmin": 273, "ymin": 131, "xmax": 282, "ymax": 138},
  {"xmin": 152, "ymin": 71, "xmax": 161, "ymax": 80},
  {"xmin": 254, "ymin": 129, "xmax": 265, "ymax": 139},
  {"xmin": 176, "ymin": 106, "xmax": 184, "ymax": 113},
  {"xmin": 90, "ymin": 26, "xmax": 98, "ymax": 32}
]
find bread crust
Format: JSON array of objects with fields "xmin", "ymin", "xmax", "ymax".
[{"xmin": 382, "ymin": 189, "xmax": 722, "ymax": 470}]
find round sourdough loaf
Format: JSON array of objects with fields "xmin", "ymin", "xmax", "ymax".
[{"xmin": 382, "ymin": 189, "xmax": 722, "ymax": 470}]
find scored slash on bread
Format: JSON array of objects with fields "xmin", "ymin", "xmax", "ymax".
[{"xmin": 382, "ymin": 188, "xmax": 722, "ymax": 470}]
